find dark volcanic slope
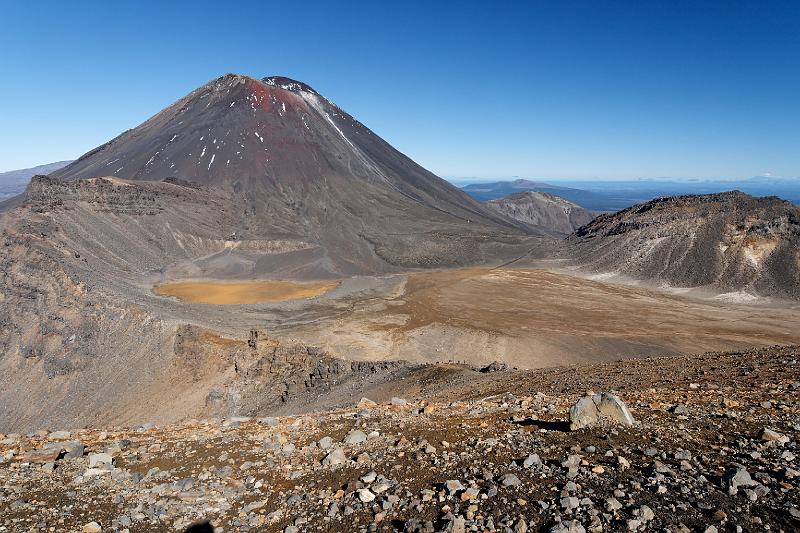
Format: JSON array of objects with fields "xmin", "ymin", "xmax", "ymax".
[
  {"xmin": 485, "ymin": 191, "xmax": 594, "ymax": 236},
  {"xmin": 51, "ymin": 74, "xmax": 528, "ymax": 272},
  {"xmin": 567, "ymin": 191, "xmax": 800, "ymax": 298}
]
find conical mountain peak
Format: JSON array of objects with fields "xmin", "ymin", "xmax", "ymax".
[{"xmin": 47, "ymin": 73, "xmax": 522, "ymax": 275}]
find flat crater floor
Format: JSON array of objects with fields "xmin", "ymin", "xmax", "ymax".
[
  {"xmin": 152, "ymin": 279, "xmax": 338, "ymax": 304},
  {"xmin": 281, "ymin": 268, "xmax": 800, "ymax": 368}
]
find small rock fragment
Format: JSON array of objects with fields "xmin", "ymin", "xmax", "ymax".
[
  {"xmin": 343, "ymin": 430, "xmax": 367, "ymax": 444},
  {"xmin": 82, "ymin": 522, "xmax": 102, "ymax": 533},
  {"xmin": 322, "ymin": 448, "xmax": 347, "ymax": 466},
  {"xmin": 721, "ymin": 464, "xmax": 757, "ymax": 494}
]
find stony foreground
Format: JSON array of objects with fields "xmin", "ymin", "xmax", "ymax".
[{"xmin": 1, "ymin": 346, "xmax": 799, "ymax": 532}]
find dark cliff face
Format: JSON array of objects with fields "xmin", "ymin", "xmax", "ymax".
[
  {"xmin": 23, "ymin": 175, "xmax": 214, "ymax": 215},
  {"xmin": 568, "ymin": 191, "xmax": 800, "ymax": 298}
]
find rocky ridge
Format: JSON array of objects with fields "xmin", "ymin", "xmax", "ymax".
[
  {"xmin": 0, "ymin": 161, "xmax": 72, "ymax": 200},
  {"xmin": 567, "ymin": 191, "xmax": 800, "ymax": 298},
  {"xmin": 485, "ymin": 192, "xmax": 594, "ymax": 236}
]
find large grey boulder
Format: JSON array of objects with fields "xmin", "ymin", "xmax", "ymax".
[
  {"xmin": 569, "ymin": 392, "xmax": 635, "ymax": 430},
  {"xmin": 569, "ymin": 397, "xmax": 599, "ymax": 430}
]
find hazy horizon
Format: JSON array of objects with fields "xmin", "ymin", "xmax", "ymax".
[{"xmin": 447, "ymin": 175, "xmax": 800, "ymax": 184}]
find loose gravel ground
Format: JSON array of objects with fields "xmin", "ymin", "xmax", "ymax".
[{"xmin": 1, "ymin": 346, "xmax": 798, "ymax": 532}]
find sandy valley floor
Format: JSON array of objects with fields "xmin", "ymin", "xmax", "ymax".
[{"xmin": 152, "ymin": 267, "xmax": 800, "ymax": 369}]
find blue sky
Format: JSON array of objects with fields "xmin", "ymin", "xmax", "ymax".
[{"xmin": 0, "ymin": 1, "xmax": 798, "ymax": 179}]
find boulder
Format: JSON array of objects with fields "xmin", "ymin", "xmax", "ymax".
[
  {"xmin": 88, "ymin": 452, "xmax": 114, "ymax": 468},
  {"xmin": 16, "ymin": 447, "xmax": 61, "ymax": 464},
  {"xmin": 357, "ymin": 397, "xmax": 377, "ymax": 408},
  {"xmin": 523, "ymin": 454, "xmax": 541, "ymax": 468},
  {"xmin": 44, "ymin": 440, "xmax": 84, "ymax": 459},
  {"xmin": 568, "ymin": 397, "xmax": 599, "ymax": 430},
  {"xmin": 549, "ymin": 521, "xmax": 586, "ymax": 533},
  {"xmin": 569, "ymin": 392, "xmax": 635, "ymax": 430},
  {"xmin": 444, "ymin": 479, "xmax": 464, "ymax": 494},
  {"xmin": 480, "ymin": 360, "xmax": 509, "ymax": 373},
  {"xmin": 82, "ymin": 522, "xmax": 102, "ymax": 533},
  {"xmin": 343, "ymin": 430, "xmax": 367, "ymax": 445},
  {"xmin": 461, "ymin": 486, "xmax": 481, "ymax": 501},
  {"xmin": 760, "ymin": 428, "xmax": 788, "ymax": 443},
  {"xmin": 322, "ymin": 448, "xmax": 347, "ymax": 466},
  {"xmin": 721, "ymin": 464, "xmax": 757, "ymax": 494},
  {"xmin": 357, "ymin": 488, "xmax": 375, "ymax": 502},
  {"xmin": 500, "ymin": 473, "xmax": 522, "ymax": 487},
  {"xmin": 595, "ymin": 393, "xmax": 635, "ymax": 425}
]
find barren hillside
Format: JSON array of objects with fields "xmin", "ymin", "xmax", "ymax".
[
  {"xmin": 567, "ymin": 191, "xmax": 800, "ymax": 298},
  {"xmin": 485, "ymin": 191, "xmax": 594, "ymax": 236}
]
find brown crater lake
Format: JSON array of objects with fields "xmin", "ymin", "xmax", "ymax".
[{"xmin": 153, "ymin": 279, "xmax": 338, "ymax": 304}]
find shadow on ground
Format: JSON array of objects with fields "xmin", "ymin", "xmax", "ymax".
[{"xmin": 513, "ymin": 418, "xmax": 571, "ymax": 432}]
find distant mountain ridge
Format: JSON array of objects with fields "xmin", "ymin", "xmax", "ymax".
[
  {"xmin": 485, "ymin": 191, "xmax": 594, "ymax": 236},
  {"xmin": 458, "ymin": 177, "xmax": 800, "ymax": 210},
  {"xmin": 460, "ymin": 179, "xmax": 618, "ymax": 211}
]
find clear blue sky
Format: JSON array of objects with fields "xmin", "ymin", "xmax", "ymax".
[{"xmin": 1, "ymin": 1, "xmax": 798, "ymax": 179}]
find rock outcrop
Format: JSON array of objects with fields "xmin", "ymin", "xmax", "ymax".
[
  {"xmin": 567, "ymin": 191, "xmax": 800, "ymax": 298},
  {"xmin": 486, "ymin": 191, "xmax": 594, "ymax": 236}
]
